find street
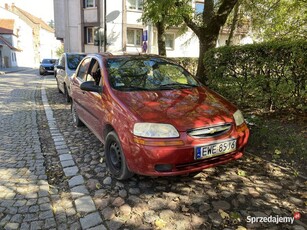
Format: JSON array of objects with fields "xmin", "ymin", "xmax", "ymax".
[{"xmin": 0, "ymin": 69, "xmax": 306, "ymax": 229}]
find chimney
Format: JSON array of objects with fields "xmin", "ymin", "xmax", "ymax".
[{"xmin": 5, "ymin": 3, "xmax": 8, "ymax": 9}]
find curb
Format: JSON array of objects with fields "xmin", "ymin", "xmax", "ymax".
[{"xmin": 41, "ymin": 79, "xmax": 106, "ymax": 229}]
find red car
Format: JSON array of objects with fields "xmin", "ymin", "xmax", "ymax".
[{"xmin": 71, "ymin": 53, "xmax": 249, "ymax": 180}]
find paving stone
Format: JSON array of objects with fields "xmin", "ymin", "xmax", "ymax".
[
  {"xmin": 61, "ymin": 160, "xmax": 75, "ymax": 168},
  {"xmin": 75, "ymin": 196, "xmax": 97, "ymax": 213},
  {"xmin": 68, "ymin": 175, "xmax": 84, "ymax": 188},
  {"xmin": 80, "ymin": 212, "xmax": 103, "ymax": 229},
  {"xmin": 71, "ymin": 185, "xmax": 89, "ymax": 198},
  {"xmin": 59, "ymin": 154, "xmax": 73, "ymax": 161},
  {"xmin": 212, "ymin": 200, "xmax": 231, "ymax": 210},
  {"xmin": 63, "ymin": 166, "xmax": 79, "ymax": 177}
]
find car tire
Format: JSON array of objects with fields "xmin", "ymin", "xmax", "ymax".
[
  {"xmin": 39, "ymin": 69, "xmax": 44, "ymax": 75},
  {"xmin": 105, "ymin": 131, "xmax": 134, "ymax": 180},
  {"xmin": 71, "ymin": 102, "xmax": 84, "ymax": 127},
  {"xmin": 56, "ymin": 78, "xmax": 62, "ymax": 93},
  {"xmin": 64, "ymin": 85, "xmax": 71, "ymax": 103}
]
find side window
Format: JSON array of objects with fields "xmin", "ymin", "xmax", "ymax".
[
  {"xmin": 87, "ymin": 58, "xmax": 102, "ymax": 86},
  {"xmin": 77, "ymin": 58, "xmax": 91, "ymax": 81}
]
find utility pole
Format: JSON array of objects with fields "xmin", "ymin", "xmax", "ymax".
[{"xmin": 104, "ymin": 0, "xmax": 107, "ymax": 52}]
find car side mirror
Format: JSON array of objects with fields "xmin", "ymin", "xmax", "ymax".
[
  {"xmin": 80, "ymin": 81, "xmax": 102, "ymax": 93},
  {"xmin": 56, "ymin": 65, "xmax": 65, "ymax": 70}
]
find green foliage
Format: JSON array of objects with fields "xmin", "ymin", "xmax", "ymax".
[
  {"xmin": 242, "ymin": 0, "xmax": 307, "ymax": 41},
  {"xmin": 141, "ymin": 0, "xmax": 190, "ymax": 28},
  {"xmin": 55, "ymin": 44, "xmax": 64, "ymax": 58},
  {"xmin": 203, "ymin": 40, "xmax": 307, "ymax": 112}
]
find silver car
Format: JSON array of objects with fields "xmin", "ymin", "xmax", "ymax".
[{"xmin": 55, "ymin": 53, "xmax": 86, "ymax": 102}]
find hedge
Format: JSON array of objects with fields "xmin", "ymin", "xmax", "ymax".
[
  {"xmin": 173, "ymin": 41, "xmax": 307, "ymax": 111},
  {"xmin": 200, "ymin": 40, "xmax": 307, "ymax": 112}
]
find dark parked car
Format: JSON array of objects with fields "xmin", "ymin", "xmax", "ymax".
[
  {"xmin": 39, "ymin": 59, "xmax": 57, "ymax": 75},
  {"xmin": 55, "ymin": 53, "xmax": 87, "ymax": 102},
  {"xmin": 71, "ymin": 53, "xmax": 250, "ymax": 180}
]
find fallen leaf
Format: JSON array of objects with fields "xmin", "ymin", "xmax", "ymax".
[
  {"xmin": 218, "ymin": 209, "xmax": 230, "ymax": 219},
  {"xmin": 274, "ymin": 149, "xmax": 281, "ymax": 155},
  {"xmin": 96, "ymin": 183, "xmax": 102, "ymax": 189},
  {"xmin": 155, "ymin": 219, "xmax": 167, "ymax": 229},
  {"xmin": 237, "ymin": 169, "xmax": 246, "ymax": 177}
]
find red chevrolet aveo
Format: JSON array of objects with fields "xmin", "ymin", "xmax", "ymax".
[{"xmin": 71, "ymin": 53, "xmax": 249, "ymax": 180}]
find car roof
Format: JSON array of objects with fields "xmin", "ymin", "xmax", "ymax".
[{"xmin": 86, "ymin": 52, "xmax": 170, "ymax": 61}]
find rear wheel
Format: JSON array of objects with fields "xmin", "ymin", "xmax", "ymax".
[
  {"xmin": 71, "ymin": 102, "xmax": 84, "ymax": 127},
  {"xmin": 105, "ymin": 131, "xmax": 134, "ymax": 180}
]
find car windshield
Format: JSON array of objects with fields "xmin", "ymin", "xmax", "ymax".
[
  {"xmin": 67, "ymin": 54, "xmax": 87, "ymax": 70},
  {"xmin": 107, "ymin": 57, "xmax": 199, "ymax": 91},
  {"xmin": 42, "ymin": 59, "xmax": 56, "ymax": 64}
]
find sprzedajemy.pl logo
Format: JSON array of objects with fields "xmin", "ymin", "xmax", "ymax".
[{"xmin": 247, "ymin": 212, "xmax": 301, "ymax": 225}]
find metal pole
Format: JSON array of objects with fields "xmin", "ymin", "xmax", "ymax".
[{"xmin": 104, "ymin": 0, "xmax": 107, "ymax": 52}]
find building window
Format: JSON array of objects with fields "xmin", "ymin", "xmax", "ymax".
[
  {"xmin": 86, "ymin": 27, "xmax": 95, "ymax": 44},
  {"xmin": 127, "ymin": 0, "xmax": 143, "ymax": 11},
  {"xmin": 127, "ymin": 28, "xmax": 143, "ymax": 46},
  {"xmin": 165, "ymin": 33, "xmax": 175, "ymax": 49},
  {"xmin": 195, "ymin": 2, "xmax": 204, "ymax": 15},
  {"xmin": 84, "ymin": 0, "xmax": 96, "ymax": 8}
]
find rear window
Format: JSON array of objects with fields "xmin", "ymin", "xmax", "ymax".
[{"xmin": 67, "ymin": 54, "xmax": 87, "ymax": 70}]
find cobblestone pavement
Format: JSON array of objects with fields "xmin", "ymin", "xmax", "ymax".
[
  {"xmin": 0, "ymin": 70, "xmax": 58, "ymax": 229},
  {"xmin": 0, "ymin": 70, "xmax": 306, "ymax": 230}
]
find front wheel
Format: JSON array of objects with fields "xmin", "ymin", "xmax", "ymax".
[
  {"xmin": 71, "ymin": 102, "xmax": 84, "ymax": 127},
  {"xmin": 105, "ymin": 131, "xmax": 134, "ymax": 180}
]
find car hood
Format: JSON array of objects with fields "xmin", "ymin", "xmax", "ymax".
[{"xmin": 113, "ymin": 87, "xmax": 236, "ymax": 131}]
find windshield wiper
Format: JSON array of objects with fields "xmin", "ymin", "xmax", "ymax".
[
  {"xmin": 159, "ymin": 83, "xmax": 198, "ymax": 89},
  {"xmin": 116, "ymin": 86, "xmax": 149, "ymax": 91}
]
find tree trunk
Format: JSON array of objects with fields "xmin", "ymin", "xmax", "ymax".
[
  {"xmin": 196, "ymin": 34, "xmax": 218, "ymax": 84},
  {"xmin": 156, "ymin": 21, "xmax": 166, "ymax": 56},
  {"xmin": 226, "ymin": 1, "xmax": 240, "ymax": 46}
]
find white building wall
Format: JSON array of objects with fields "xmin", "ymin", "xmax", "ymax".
[
  {"xmin": 54, "ymin": 0, "xmax": 82, "ymax": 52},
  {"xmin": 53, "ymin": 0, "xmax": 65, "ymax": 39},
  {"xmin": 84, "ymin": 8, "xmax": 98, "ymax": 23},
  {"xmin": 106, "ymin": 0, "xmax": 123, "ymax": 52},
  {"xmin": 0, "ymin": 6, "xmax": 36, "ymax": 67},
  {"xmin": 39, "ymin": 29, "xmax": 60, "ymax": 59}
]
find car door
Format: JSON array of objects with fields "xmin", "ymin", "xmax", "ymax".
[
  {"xmin": 79, "ymin": 57, "xmax": 107, "ymax": 141},
  {"xmin": 57, "ymin": 54, "xmax": 66, "ymax": 93},
  {"xmin": 71, "ymin": 57, "xmax": 92, "ymax": 125}
]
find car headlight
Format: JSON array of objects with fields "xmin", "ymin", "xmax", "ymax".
[
  {"xmin": 133, "ymin": 123, "xmax": 179, "ymax": 138},
  {"xmin": 233, "ymin": 110, "xmax": 245, "ymax": 126}
]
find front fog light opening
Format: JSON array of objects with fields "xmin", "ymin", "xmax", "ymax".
[{"xmin": 155, "ymin": 164, "xmax": 173, "ymax": 172}]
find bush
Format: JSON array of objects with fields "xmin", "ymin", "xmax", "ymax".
[
  {"xmin": 203, "ymin": 40, "xmax": 307, "ymax": 112},
  {"xmin": 170, "ymin": 57, "xmax": 198, "ymax": 75}
]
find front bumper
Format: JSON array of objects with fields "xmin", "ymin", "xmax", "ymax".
[{"xmin": 124, "ymin": 124, "xmax": 249, "ymax": 176}]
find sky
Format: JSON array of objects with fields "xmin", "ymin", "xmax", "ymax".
[{"xmin": 1, "ymin": 0, "xmax": 54, "ymax": 23}]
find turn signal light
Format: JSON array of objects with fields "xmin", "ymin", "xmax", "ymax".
[{"xmin": 134, "ymin": 137, "xmax": 184, "ymax": 146}]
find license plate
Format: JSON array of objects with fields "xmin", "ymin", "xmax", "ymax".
[{"xmin": 195, "ymin": 139, "xmax": 237, "ymax": 160}]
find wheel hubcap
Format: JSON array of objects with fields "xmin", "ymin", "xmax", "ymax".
[{"xmin": 109, "ymin": 142, "xmax": 122, "ymax": 170}]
